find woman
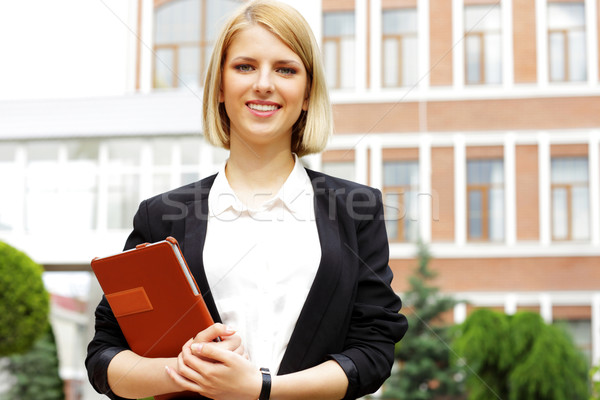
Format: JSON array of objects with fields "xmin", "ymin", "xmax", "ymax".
[{"xmin": 86, "ymin": 1, "xmax": 408, "ymax": 399}]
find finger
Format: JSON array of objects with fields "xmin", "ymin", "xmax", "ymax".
[
  {"xmin": 193, "ymin": 323, "xmax": 236, "ymax": 343},
  {"xmin": 191, "ymin": 342, "xmax": 233, "ymax": 364},
  {"xmin": 165, "ymin": 365, "xmax": 203, "ymax": 394},
  {"xmin": 215, "ymin": 333, "xmax": 242, "ymax": 352}
]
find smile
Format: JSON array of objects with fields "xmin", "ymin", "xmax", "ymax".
[{"xmin": 246, "ymin": 103, "xmax": 281, "ymax": 112}]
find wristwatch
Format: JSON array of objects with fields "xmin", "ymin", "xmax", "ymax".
[{"xmin": 259, "ymin": 367, "xmax": 271, "ymax": 400}]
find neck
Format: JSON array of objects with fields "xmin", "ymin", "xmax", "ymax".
[{"xmin": 225, "ymin": 141, "xmax": 296, "ymax": 207}]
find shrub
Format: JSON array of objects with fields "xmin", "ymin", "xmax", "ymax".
[{"xmin": 0, "ymin": 241, "xmax": 49, "ymax": 356}]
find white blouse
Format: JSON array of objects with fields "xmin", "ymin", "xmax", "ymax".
[{"xmin": 203, "ymin": 156, "xmax": 321, "ymax": 372}]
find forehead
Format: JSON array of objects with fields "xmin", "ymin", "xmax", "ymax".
[{"xmin": 226, "ymin": 24, "xmax": 302, "ymax": 62}]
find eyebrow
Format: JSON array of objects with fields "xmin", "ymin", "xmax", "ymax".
[{"xmin": 230, "ymin": 56, "xmax": 303, "ymax": 67}]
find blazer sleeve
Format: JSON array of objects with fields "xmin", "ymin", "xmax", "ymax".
[
  {"xmin": 85, "ymin": 200, "xmax": 153, "ymax": 400},
  {"xmin": 333, "ymin": 189, "xmax": 408, "ymax": 399}
]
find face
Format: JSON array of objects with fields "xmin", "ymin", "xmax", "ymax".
[{"xmin": 220, "ymin": 24, "xmax": 309, "ymax": 152}]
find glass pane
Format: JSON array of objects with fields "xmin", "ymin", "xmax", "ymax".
[
  {"xmin": 466, "ymin": 35, "xmax": 482, "ymax": 84},
  {"xmin": 181, "ymin": 138, "xmax": 201, "ymax": 164},
  {"xmin": 27, "ymin": 141, "xmax": 58, "ymax": 161},
  {"xmin": 383, "ymin": 9, "xmax": 417, "ymax": 35},
  {"xmin": 153, "ymin": 173, "xmax": 172, "ymax": 194},
  {"xmin": 155, "ymin": 3, "xmax": 174, "ymax": 45},
  {"xmin": 468, "ymin": 159, "xmax": 504, "ymax": 184},
  {"xmin": 552, "ymin": 187, "xmax": 568, "ymax": 240},
  {"xmin": 552, "ymin": 157, "xmax": 588, "ymax": 183},
  {"xmin": 468, "ymin": 190, "xmax": 483, "ymax": 239},
  {"xmin": 549, "ymin": 32, "xmax": 566, "ymax": 81},
  {"xmin": 179, "ymin": 45, "xmax": 201, "ymax": 87},
  {"xmin": 206, "ymin": 0, "xmax": 239, "ymax": 41},
  {"xmin": 107, "ymin": 139, "xmax": 141, "ymax": 167},
  {"xmin": 403, "ymin": 36, "xmax": 418, "ymax": 86},
  {"xmin": 324, "ymin": 12, "xmax": 355, "ymax": 37},
  {"xmin": 465, "ymin": 5, "xmax": 501, "ymax": 32},
  {"xmin": 572, "ymin": 186, "xmax": 590, "ymax": 240},
  {"xmin": 383, "ymin": 192, "xmax": 400, "ymax": 240},
  {"xmin": 0, "ymin": 165, "xmax": 20, "ymax": 230},
  {"xmin": 324, "ymin": 40, "xmax": 338, "ymax": 88},
  {"xmin": 404, "ymin": 190, "xmax": 419, "ymax": 242},
  {"xmin": 548, "ymin": 3, "xmax": 585, "ymax": 29},
  {"xmin": 383, "ymin": 38, "xmax": 399, "ymax": 87},
  {"xmin": 568, "ymin": 30, "xmax": 586, "ymax": 81},
  {"xmin": 66, "ymin": 140, "xmax": 99, "ymax": 160},
  {"xmin": 108, "ymin": 174, "xmax": 140, "ymax": 230},
  {"xmin": 155, "ymin": 0, "xmax": 200, "ymax": 44},
  {"xmin": 489, "ymin": 187, "xmax": 504, "ymax": 241},
  {"xmin": 340, "ymin": 38, "xmax": 355, "ymax": 89},
  {"xmin": 0, "ymin": 143, "xmax": 17, "ymax": 161},
  {"xmin": 154, "ymin": 48, "xmax": 174, "ymax": 88},
  {"xmin": 484, "ymin": 33, "xmax": 502, "ymax": 84},
  {"xmin": 322, "ymin": 161, "xmax": 355, "ymax": 181},
  {"xmin": 384, "ymin": 161, "xmax": 419, "ymax": 187},
  {"xmin": 152, "ymin": 139, "xmax": 173, "ymax": 166},
  {"xmin": 182, "ymin": 172, "xmax": 200, "ymax": 185}
]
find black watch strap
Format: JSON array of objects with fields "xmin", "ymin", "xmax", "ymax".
[{"xmin": 259, "ymin": 367, "xmax": 271, "ymax": 400}]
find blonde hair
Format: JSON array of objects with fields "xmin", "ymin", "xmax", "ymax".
[{"xmin": 202, "ymin": 0, "xmax": 332, "ymax": 157}]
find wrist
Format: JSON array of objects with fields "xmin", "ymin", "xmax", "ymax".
[{"xmin": 259, "ymin": 367, "xmax": 271, "ymax": 400}]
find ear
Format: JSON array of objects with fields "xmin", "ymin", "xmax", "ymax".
[
  {"xmin": 302, "ymin": 97, "xmax": 309, "ymax": 111},
  {"xmin": 219, "ymin": 86, "xmax": 224, "ymax": 103}
]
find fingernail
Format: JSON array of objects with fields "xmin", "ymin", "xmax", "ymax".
[
  {"xmin": 191, "ymin": 343, "xmax": 203, "ymax": 352},
  {"xmin": 225, "ymin": 325, "xmax": 236, "ymax": 333},
  {"xmin": 165, "ymin": 365, "xmax": 171, "ymax": 373}
]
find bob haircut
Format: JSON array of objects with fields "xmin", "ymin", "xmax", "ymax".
[{"xmin": 202, "ymin": 0, "xmax": 333, "ymax": 158}]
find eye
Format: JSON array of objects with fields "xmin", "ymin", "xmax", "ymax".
[
  {"xmin": 277, "ymin": 67, "xmax": 297, "ymax": 76},
  {"xmin": 235, "ymin": 64, "xmax": 254, "ymax": 73}
]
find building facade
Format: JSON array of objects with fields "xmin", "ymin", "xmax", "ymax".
[{"xmin": 1, "ymin": 0, "xmax": 599, "ymax": 398}]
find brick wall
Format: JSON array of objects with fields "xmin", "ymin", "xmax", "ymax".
[
  {"xmin": 332, "ymin": 97, "xmax": 600, "ymax": 134},
  {"xmin": 516, "ymin": 145, "xmax": 540, "ymax": 240},
  {"xmin": 429, "ymin": 0, "xmax": 453, "ymax": 86},
  {"xmin": 431, "ymin": 147, "xmax": 455, "ymax": 241},
  {"xmin": 513, "ymin": 0, "xmax": 538, "ymax": 83},
  {"xmin": 390, "ymin": 256, "xmax": 600, "ymax": 293}
]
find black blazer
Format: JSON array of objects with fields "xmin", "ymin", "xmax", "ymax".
[{"xmin": 86, "ymin": 169, "xmax": 408, "ymax": 400}]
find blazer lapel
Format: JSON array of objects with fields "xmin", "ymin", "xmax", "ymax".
[
  {"xmin": 278, "ymin": 171, "xmax": 343, "ymax": 374},
  {"xmin": 182, "ymin": 175, "xmax": 222, "ymax": 323}
]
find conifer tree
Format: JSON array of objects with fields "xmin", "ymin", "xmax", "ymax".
[
  {"xmin": 382, "ymin": 241, "xmax": 464, "ymax": 399},
  {"xmin": 2, "ymin": 323, "xmax": 64, "ymax": 400}
]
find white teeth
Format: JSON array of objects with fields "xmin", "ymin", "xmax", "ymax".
[{"xmin": 248, "ymin": 103, "xmax": 278, "ymax": 112}]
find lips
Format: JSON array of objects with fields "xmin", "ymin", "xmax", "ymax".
[
  {"xmin": 247, "ymin": 103, "xmax": 279, "ymax": 112},
  {"xmin": 246, "ymin": 101, "xmax": 281, "ymax": 115}
]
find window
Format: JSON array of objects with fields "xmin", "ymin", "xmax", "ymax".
[
  {"xmin": 153, "ymin": 0, "xmax": 239, "ymax": 89},
  {"xmin": 467, "ymin": 159, "xmax": 504, "ymax": 241},
  {"xmin": 558, "ymin": 319, "xmax": 592, "ymax": 364},
  {"xmin": 0, "ymin": 143, "xmax": 20, "ymax": 231},
  {"xmin": 382, "ymin": 9, "xmax": 418, "ymax": 88},
  {"xmin": 383, "ymin": 161, "xmax": 419, "ymax": 242},
  {"xmin": 25, "ymin": 142, "xmax": 61, "ymax": 233},
  {"xmin": 464, "ymin": 4, "xmax": 502, "ymax": 85},
  {"xmin": 322, "ymin": 161, "xmax": 355, "ymax": 181},
  {"xmin": 64, "ymin": 140, "xmax": 99, "ymax": 231},
  {"xmin": 107, "ymin": 139, "xmax": 142, "ymax": 230},
  {"xmin": 548, "ymin": 2, "xmax": 586, "ymax": 82},
  {"xmin": 551, "ymin": 157, "xmax": 589, "ymax": 241},
  {"xmin": 323, "ymin": 12, "xmax": 355, "ymax": 89}
]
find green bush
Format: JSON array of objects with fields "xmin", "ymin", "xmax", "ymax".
[
  {"xmin": 453, "ymin": 309, "xmax": 589, "ymax": 400},
  {"xmin": 0, "ymin": 241, "xmax": 49, "ymax": 356}
]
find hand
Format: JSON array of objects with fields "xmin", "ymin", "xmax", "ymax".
[
  {"xmin": 190, "ymin": 323, "xmax": 248, "ymax": 360},
  {"xmin": 166, "ymin": 341, "xmax": 261, "ymax": 400}
]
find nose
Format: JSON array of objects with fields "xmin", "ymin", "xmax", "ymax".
[{"xmin": 253, "ymin": 69, "xmax": 274, "ymax": 93}]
